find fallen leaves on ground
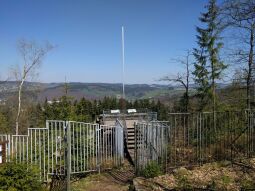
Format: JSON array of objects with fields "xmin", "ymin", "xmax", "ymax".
[{"xmin": 147, "ymin": 159, "xmax": 255, "ymax": 190}]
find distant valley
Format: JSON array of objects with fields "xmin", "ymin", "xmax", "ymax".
[{"xmin": 0, "ymin": 81, "xmax": 192, "ymax": 102}]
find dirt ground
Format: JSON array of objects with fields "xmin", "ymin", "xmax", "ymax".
[
  {"xmin": 71, "ymin": 173, "xmax": 130, "ymax": 191},
  {"xmin": 70, "ymin": 160, "xmax": 134, "ymax": 191},
  {"xmin": 70, "ymin": 159, "xmax": 255, "ymax": 191}
]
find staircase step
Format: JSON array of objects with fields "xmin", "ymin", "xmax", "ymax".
[
  {"xmin": 127, "ymin": 139, "xmax": 144, "ymax": 143},
  {"xmin": 109, "ymin": 169, "xmax": 135, "ymax": 184},
  {"xmin": 128, "ymin": 151, "xmax": 135, "ymax": 157},
  {"xmin": 128, "ymin": 149, "xmax": 134, "ymax": 153}
]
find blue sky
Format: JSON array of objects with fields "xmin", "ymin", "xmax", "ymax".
[{"xmin": 0, "ymin": 0, "xmax": 207, "ymax": 84}]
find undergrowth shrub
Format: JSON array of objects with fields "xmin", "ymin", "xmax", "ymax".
[
  {"xmin": 0, "ymin": 162, "xmax": 43, "ymax": 191},
  {"xmin": 240, "ymin": 178, "xmax": 255, "ymax": 190},
  {"xmin": 174, "ymin": 167, "xmax": 192, "ymax": 189},
  {"xmin": 141, "ymin": 161, "xmax": 162, "ymax": 178}
]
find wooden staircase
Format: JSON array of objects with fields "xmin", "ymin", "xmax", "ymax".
[
  {"xmin": 127, "ymin": 126, "xmax": 135, "ymax": 162},
  {"xmin": 125, "ymin": 120, "xmax": 137, "ymax": 163},
  {"xmin": 102, "ymin": 116, "xmax": 144, "ymax": 165}
]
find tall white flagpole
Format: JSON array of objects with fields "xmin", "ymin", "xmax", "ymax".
[{"xmin": 122, "ymin": 26, "xmax": 125, "ymax": 100}]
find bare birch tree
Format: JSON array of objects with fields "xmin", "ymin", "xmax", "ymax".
[{"xmin": 13, "ymin": 39, "xmax": 53, "ymax": 134}]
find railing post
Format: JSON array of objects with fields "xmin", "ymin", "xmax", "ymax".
[
  {"xmin": 7, "ymin": 135, "xmax": 10, "ymax": 162},
  {"xmin": 66, "ymin": 121, "xmax": 71, "ymax": 191},
  {"xmin": 97, "ymin": 124, "xmax": 101, "ymax": 174},
  {"xmin": 134, "ymin": 122, "xmax": 138, "ymax": 175}
]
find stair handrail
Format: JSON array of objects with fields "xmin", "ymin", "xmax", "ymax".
[{"xmin": 116, "ymin": 118, "xmax": 127, "ymax": 141}]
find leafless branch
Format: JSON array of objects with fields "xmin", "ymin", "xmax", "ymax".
[
  {"xmin": 13, "ymin": 39, "xmax": 53, "ymax": 134},
  {"xmin": 160, "ymin": 50, "xmax": 192, "ymax": 111}
]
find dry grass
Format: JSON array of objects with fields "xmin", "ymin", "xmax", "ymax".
[
  {"xmin": 151, "ymin": 159, "xmax": 255, "ymax": 190},
  {"xmin": 71, "ymin": 172, "xmax": 129, "ymax": 191},
  {"xmin": 133, "ymin": 158, "xmax": 255, "ymax": 191}
]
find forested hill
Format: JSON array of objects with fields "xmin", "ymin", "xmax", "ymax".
[
  {"xmin": 0, "ymin": 81, "xmax": 187, "ymax": 101},
  {"xmin": 38, "ymin": 82, "xmax": 173, "ymax": 100}
]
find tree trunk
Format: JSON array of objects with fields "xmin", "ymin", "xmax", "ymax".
[
  {"xmin": 16, "ymin": 79, "xmax": 25, "ymax": 135},
  {"xmin": 186, "ymin": 56, "xmax": 189, "ymax": 112},
  {"xmin": 247, "ymin": 24, "xmax": 255, "ymax": 109},
  {"xmin": 247, "ymin": 26, "xmax": 254, "ymax": 109},
  {"xmin": 211, "ymin": 64, "xmax": 216, "ymax": 113}
]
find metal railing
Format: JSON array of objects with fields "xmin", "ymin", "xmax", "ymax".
[
  {"xmin": 134, "ymin": 111, "xmax": 255, "ymax": 174},
  {"xmin": 134, "ymin": 121, "xmax": 169, "ymax": 174},
  {"xmin": 115, "ymin": 119, "xmax": 124, "ymax": 165},
  {"xmin": 167, "ymin": 111, "xmax": 255, "ymax": 169},
  {"xmin": 0, "ymin": 120, "xmax": 124, "ymax": 182}
]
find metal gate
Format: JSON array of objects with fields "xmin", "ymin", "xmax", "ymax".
[
  {"xmin": 134, "ymin": 121, "xmax": 169, "ymax": 174},
  {"xmin": 0, "ymin": 120, "xmax": 124, "ymax": 182}
]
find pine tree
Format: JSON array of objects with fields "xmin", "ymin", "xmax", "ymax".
[
  {"xmin": 193, "ymin": 45, "xmax": 210, "ymax": 111},
  {"xmin": 193, "ymin": 0, "xmax": 226, "ymax": 111}
]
